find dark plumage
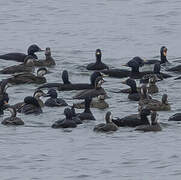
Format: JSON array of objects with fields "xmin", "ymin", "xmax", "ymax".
[
  {"xmin": 112, "ymin": 108, "xmax": 151, "ymax": 127},
  {"xmin": 168, "ymin": 113, "xmax": 181, "ymax": 121},
  {"xmin": 94, "ymin": 111, "xmax": 118, "ymax": 132},
  {"xmin": 135, "ymin": 111, "xmax": 162, "ymax": 132},
  {"xmin": 19, "ymin": 96, "xmax": 42, "ymax": 115},
  {"xmin": 86, "ymin": 49, "xmax": 109, "ymax": 70},
  {"xmin": 73, "ymin": 76, "xmax": 106, "ymax": 99},
  {"xmin": 45, "ymin": 89, "xmax": 68, "ymax": 107},
  {"xmin": 76, "ymin": 97, "xmax": 95, "ymax": 121},
  {"xmin": 0, "ymin": 44, "xmax": 43, "ymax": 62},
  {"xmin": 120, "ymin": 74, "xmax": 159, "ymax": 94},
  {"xmin": 51, "ymin": 108, "xmax": 77, "ymax": 128},
  {"xmin": 101, "ymin": 56, "xmax": 145, "ymax": 79},
  {"xmin": 121, "ymin": 78, "xmax": 140, "ymax": 101},
  {"xmin": 38, "ymin": 71, "xmax": 102, "ymax": 91},
  {"xmin": 1, "ymin": 105, "xmax": 24, "ymax": 125},
  {"xmin": 0, "ymin": 56, "xmax": 35, "ymax": 74},
  {"xmin": 144, "ymin": 46, "xmax": 168, "ymax": 65},
  {"xmin": 14, "ymin": 89, "xmax": 47, "ymax": 113},
  {"xmin": 6, "ymin": 67, "xmax": 47, "ymax": 85},
  {"xmin": 33, "ymin": 47, "xmax": 56, "ymax": 67}
]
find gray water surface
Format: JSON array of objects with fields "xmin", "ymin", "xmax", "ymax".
[{"xmin": 1, "ymin": 0, "xmax": 181, "ymax": 179}]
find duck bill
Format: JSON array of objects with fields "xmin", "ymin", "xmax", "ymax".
[
  {"xmin": 121, "ymin": 80, "xmax": 126, "ymax": 85},
  {"xmin": 122, "ymin": 64, "xmax": 128, "ymax": 67}
]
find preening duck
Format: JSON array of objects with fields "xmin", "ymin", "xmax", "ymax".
[
  {"xmin": 33, "ymin": 47, "xmax": 56, "ymax": 67},
  {"xmin": 6, "ymin": 67, "xmax": 47, "ymax": 85},
  {"xmin": 1, "ymin": 105, "xmax": 24, "ymax": 125},
  {"xmin": 135, "ymin": 111, "xmax": 162, "ymax": 132}
]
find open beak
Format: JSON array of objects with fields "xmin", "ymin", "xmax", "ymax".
[{"xmin": 42, "ymin": 92, "xmax": 49, "ymax": 97}]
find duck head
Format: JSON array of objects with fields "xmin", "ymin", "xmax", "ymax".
[
  {"xmin": 46, "ymin": 89, "xmax": 58, "ymax": 99},
  {"xmin": 148, "ymin": 75, "xmax": 157, "ymax": 85},
  {"xmin": 24, "ymin": 55, "xmax": 35, "ymax": 66},
  {"xmin": 45, "ymin": 47, "xmax": 51, "ymax": 57},
  {"xmin": 160, "ymin": 46, "xmax": 168, "ymax": 64},
  {"xmin": 62, "ymin": 70, "xmax": 71, "ymax": 84},
  {"xmin": 105, "ymin": 111, "xmax": 112, "ymax": 124},
  {"xmin": 4, "ymin": 104, "xmax": 17, "ymax": 118},
  {"xmin": 90, "ymin": 71, "xmax": 103, "ymax": 86},
  {"xmin": 33, "ymin": 89, "xmax": 47, "ymax": 98},
  {"xmin": 162, "ymin": 94, "xmax": 168, "ymax": 105},
  {"xmin": 95, "ymin": 76, "xmax": 105, "ymax": 89},
  {"xmin": 27, "ymin": 44, "xmax": 44, "ymax": 56},
  {"xmin": 64, "ymin": 107, "xmax": 73, "ymax": 119},
  {"xmin": 121, "ymin": 78, "xmax": 137, "ymax": 93},
  {"xmin": 95, "ymin": 49, "xmax": 102, "ymax": 62},
  {"xmin": 37, "ymin": 67, "xmax": 48, "ymax": 77},
  {"xmin": 0, "ymin": 79, "xmax": 11, "ymax": 94},
  {"xmin": 24, "ymin": 96, "xmax": 40, "ymax": 107}
]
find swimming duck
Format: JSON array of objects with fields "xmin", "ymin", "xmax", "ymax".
[
  {"xmin": 18, "ymin": 96, "xmax": 43, "ymax": 115},
  {"xmin": 112, "ymin": 108, "xmax": 151, "ymax": 127},
  {"xmin": 139, "ymin": 91, "xmax": 170, "ymax": 111},
  {"xmin": 73, "ymin": 95, "xmax": 109, "ymax": 109},
  {"xmin": 51, "ymin": 108, "xmax": 77, "ymax": 128},
  {"xmin": 76, "ymin": 97, "xmax": 96, "ymax": 121},
  {"xmin": 45, "ymin": 89, "xmax": 68, "ymax": 107},
  {"xmin": 6, "ymin": 67, "xmax": 47, "ymax": 85},
  {"xmin": 13, "ymin": 89, "xmax": 47, "ymax": 111},
  {"xmin": 70, "ymin": 106, "xmax": 82, "ymax": 124},
  {"xmin": 86, "ymin": 49, "xmax": 109, "ymax": 70},
  {"xmin": 93, "ymin": 111, "xmax": 118, "ymax": 132},
  {"xmin": 38, "ymin": 70, "xmax": 103, "ymax": 91},
  {"xmin": 121, "ymin": 78, "xmax": 140, "ymax": 101},
  {"xmin": 101, "ymin": 56, "xmax": 145, "ymax": 79},
  {"xmin": 120, "ymin": 74, "xmax": 159, "ymax": 94},
  {"xmin": 73, "ymin": 76, "xmax": 106, "ymax": 99},
  {"xmin": 144, "ymin": 46, "xmax": 168, "ymax": 65},
  {"xmin": 168, "ymin": 113, "xmax": 181, "ymax": 121},
  {"xmin": 0, "ymin": 55, "xmax": 35, "ymax": 74},
  {"xmin": 1, "ymin": 105, "xmax": 24, "ymax": 125},
  {"xmin": 33, "ymin": 47, "xmax": 56, "ymax": 67},
  {"xmin": 135, "ymin": 111, "xmax": 162, "ymax": 132},
  {"xmin": 0, "ymin": 44, "xmax": 43, "ymax": 62}
]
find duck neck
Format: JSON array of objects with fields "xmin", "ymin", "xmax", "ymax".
[
  {"xmin": 131, "ymin": 66, "xmax": 139, "ymax": 73},
  {"xmin": 84, "ymin": 101, "xmax": 91, "ymax": 113},
  {"xmin": 96, "ymin": 56, "xmax": 101, "ymax": 63},
  {"xmin": 130, "ymin": 84, "xmax": 137, "ymax": 94},
  {"xmin": 160, "ymin": 54, "xmax": 168, "ymax": 64}
]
